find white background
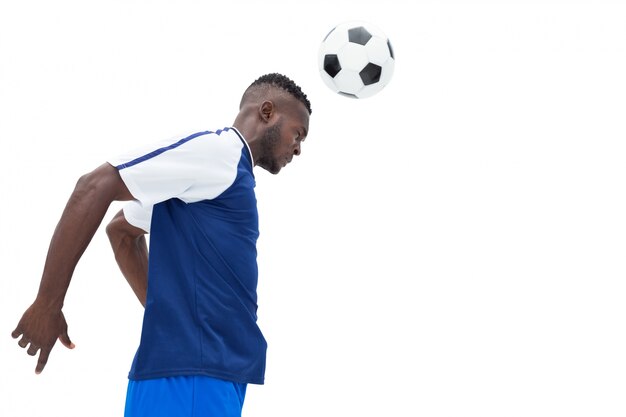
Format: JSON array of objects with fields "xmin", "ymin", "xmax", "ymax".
[{"xmin": 1, "ymin": 1, "xmax": 625, "ymax": 416}]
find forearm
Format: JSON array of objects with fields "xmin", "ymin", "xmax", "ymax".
[
  {"xmin": 110, "ymin": 233, "xmax": 148, "ymax": 307},
  {"xmin": 106, "ymin": 209, "xmax": 149, "ymax": 307},
  {"xmin": 36, "ymin": 166, "xmax": 130, "ymax": 309}
]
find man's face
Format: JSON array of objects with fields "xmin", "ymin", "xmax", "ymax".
[{"xmin": 256, "ymin": 101, "xmax": 310, "ymax": 175}]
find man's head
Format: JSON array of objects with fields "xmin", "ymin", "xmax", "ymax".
[{"xmin": 234, "ymin": 73, "xmax": 312, "ymax": 175}]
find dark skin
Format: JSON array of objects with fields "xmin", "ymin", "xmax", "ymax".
[
  {"xmin": 12, "ymin": 87, "xmax": 310, "ymax": 373},
  {"xmin": 106, "ymin": 212, "xmax": 149, "ymax": 307}
]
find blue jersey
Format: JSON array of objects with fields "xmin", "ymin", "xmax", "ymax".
[{"xmin": 108, "ymin": 127, "xmax": 266, "ymax": 384}]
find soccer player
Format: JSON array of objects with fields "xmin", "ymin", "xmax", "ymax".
[{"xmin": 11, "ymin": 73, "xmax": 312, "ymax": 417}]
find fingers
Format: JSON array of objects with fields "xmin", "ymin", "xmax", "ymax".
[
  {"xmin": 58, "ymin": 331, "xmax": 75, "ymax": 349},
  {"xmin": 13, "ymin": 325, "xmax": 30, "ymax": 348},
  {"xmin": 27, "ymin": 344, "xmax": 40, "ymax": 356},
  {"xmin": 11, "ymin": 326, "xmax": 22, "ymax": 339},
  {"xmin": 15, "ymin": 337, "xmax": 54, "ymax": 374},
  {"xmin": 35, "ymin": 349, "xmax": 51, "ymax": 374},
  {"xmin": 15, "ymin": 334, "xmax": 41, "ymax": 358},
  {"xmin": 15, "ymin": 335, "xmax": 41, "ymax": 356},
  {"xmin": 18, "ymin": 336, "xmax": 30, "ymax": 348}
]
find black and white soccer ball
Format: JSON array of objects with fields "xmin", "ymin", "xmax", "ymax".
[{"xmin": 318, "ymin": 21, "xmax": 395, "ymax": 99}]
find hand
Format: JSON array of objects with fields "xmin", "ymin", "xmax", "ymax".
[{"xmin": 11, "ymin": 302, "xmax": 75, "ymax": 374}]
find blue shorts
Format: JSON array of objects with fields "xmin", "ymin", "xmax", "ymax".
[{"xmin": 124, "ymin": 376, "xmax": 247, "ymax": 417}]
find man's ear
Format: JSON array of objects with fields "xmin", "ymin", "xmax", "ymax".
[{"xmin": 260, "ymin": 101, "xmax": 274, "ymax": 122}]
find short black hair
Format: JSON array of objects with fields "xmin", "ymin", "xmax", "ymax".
[{"xmin": 247, "ymin": 73, "xmax": 312, "ymax": 115}]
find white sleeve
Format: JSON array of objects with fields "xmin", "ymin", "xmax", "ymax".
[
  {"xmin": 107, "ymin": 130, "xmax": 244, "ymax": 207},
  {"xmin": 122, "ymin": 201, "xmax": 153, "ymax": 233}
]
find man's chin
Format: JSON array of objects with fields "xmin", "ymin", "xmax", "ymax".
[{"xmin": 260, "ymin": 163, "xmax": 281, "ymax": 175}]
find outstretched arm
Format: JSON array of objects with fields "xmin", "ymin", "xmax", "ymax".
[
  {"xmin": 11, "ymin": 163, "xmax": 133, "ymax": 373},
  {"xmin": 106, "ymin": 210, "xmax": 148, "ymax": 307}
]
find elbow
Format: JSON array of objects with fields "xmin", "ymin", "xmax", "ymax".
[
  {"xmin": 106, "ymin": 217, "xmax": 137, "ymax": 262},
  {"xmin": 105, "ymin": 220, "xmax": 118, "ymax": 242},
  {"xmin": 106, "ymin": 213, "xmax": 127, "ymax": 245},
  {"xmin": 106, "ymin": 210, "xmax": 144, "ymax": 246},
  {"xmin": 106, "ymin": 220, "xmax": 123, "ymax": 250}
]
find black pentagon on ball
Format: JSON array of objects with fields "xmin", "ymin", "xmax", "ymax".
[
  {"xmin": 359, "ymin": 63, "xmax": 382, "ymax": 86},
  {"xmin": 387, "ymin": 40, "xmax": 395, "ymax": 59},
  {"xmin": 348, "ymin": 26, "xmax": 372, "ymax": 46},
  {"xmin": 323, "ymin": 54, "xmax": 342, "ymax": 78}
]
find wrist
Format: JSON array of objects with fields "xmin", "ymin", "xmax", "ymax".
[{"xmin": 33, "ymin": 293, "xmax": 64, "ymax": 312}]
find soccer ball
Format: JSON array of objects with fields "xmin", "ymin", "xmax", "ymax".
[{"xmin": 318, "ymin": 20, "xmax": 395, "ymax": 99}]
